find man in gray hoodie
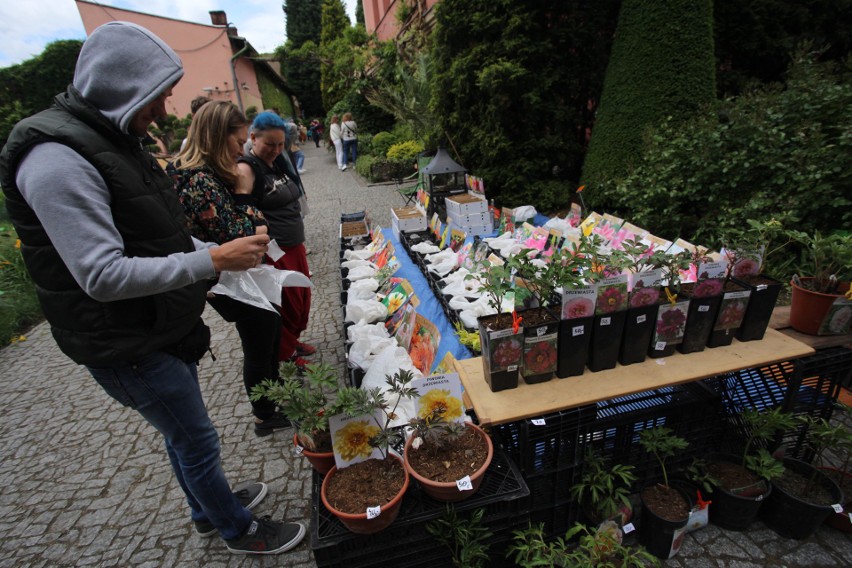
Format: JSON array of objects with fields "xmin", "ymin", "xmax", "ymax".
[{"xmin": 0, "ymin": 22, "xmax": 305, "ymax": 555}]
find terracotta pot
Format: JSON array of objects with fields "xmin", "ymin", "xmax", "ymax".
[
  {"xmin": 293, "ymin": 433, "xmax": 335, "ymax": 475},
  {"xmin": 320, "ymin": 454, "xmax": 409, "ymax": 535},
  {"xmin": 789, "ymin": 278, "xmax": 850, "ymax": 335},
  {"xmin": 403, "ymin": 422, "xmax": 494, "ymax": 502}
]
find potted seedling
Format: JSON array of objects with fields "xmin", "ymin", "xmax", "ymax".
[
  {"xmin": 250, "ymin": 361, "xmax": 339, "ymax": 474},
  {"xmin": 320, "ymin": 369, "xmax": 418, "ymax": 534},
  {"xmin": 617, "ymin": 238, "xmax": 667, "ymax": 365},
  {"xmin": 637, "ymin": 426, "xmax": 691, "ymax": 560},
  {"xmin": 803, "ymin": 405, "xmax": 852, "ymax": 532},
  {"xmin": 648, "ymin": 250, "xmax": 693, "ymax": 358},
  {"xmin": 677, "ymin": 248, "xmax": 724, "ymax": 354},
  {"xmin": 569, "ymin": 447, "xmax": 637, "ymax": 527},
  {"xmin": 787, "ymin": 230, "xmax": 852, "ymax": 335},
  {"xmin": 425, "ymin": 506, "xmax": 493, "ymax": 568}
]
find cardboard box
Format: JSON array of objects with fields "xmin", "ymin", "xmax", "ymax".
[
  {"xmin": 447, "ymin": 211, "xmax": 491, "ymax": 228},
  {"xmin": 391, "ymin": 206, "xmax": 428, "ymax": 234},
  {"xmin": 445, "ymin": 192, "xmax": 488, "ymax": 217}
]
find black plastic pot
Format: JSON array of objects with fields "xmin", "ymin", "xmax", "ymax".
[
  {"xmin": 639, "ymin": 484, "xmax": 691, "ymax": 560},
  {"xmin": 477, "ymin": 314, "xmax": 522, "ymax": 392},
  {"xmin": 706, "ymin": 454, "xmax": 771, "ymax": 531},
  {"xmin": 678, "ymin": 291, "xmax": 722, "ymax": 354},
  {"xmin": 519, "ymin": 308, "xmax": 558, "ymax": 384},
  {"xmin": 761, "ymin": 458, "xmax": 844, "ymax": 540},
  {"xmin": 733, "ymin": 275, "xmax": 783, "ymax": 341},
  {"xmin": 619, "ymin": 302, "xmax": 660, "ymax": 366},
  {"xmin": 587, "ymin": 310, "xmax": 627, "ymax": 372},
  {"xmin": 556, "ymin": 316, "xmax": 592, "ymax": 378}
]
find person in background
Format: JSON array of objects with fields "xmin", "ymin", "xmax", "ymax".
[
  {"xmin": 179, "ymin": 95, "xmax": 210, "ymax": 151},
  {"xmin": 287, "ymin": 119, "xmax": 306, "ymax": 174},
  {"xmin": 309, "ymin": 118, "xmax": 323, "ymax": 148},
  {"xmin": 0, "ymin": 21, "xmax": 305, "ymax": 556},
  {"xmin": 238, "ymin": 112, "xmax": 315, "ymax": 370},
  {"xmin": 171, "ymin": 100, "xmax": 291, "ymax": 438},
  {"xmin": 329, "ymin": 115, "xmax": 346, "ymax": 171},
  {"xmin": 341, "ymin": 112, "xmax": 358, "ymax": 167}
]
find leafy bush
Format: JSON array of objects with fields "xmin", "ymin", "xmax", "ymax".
[
  {"xmin": 386, "ymin": 140, "xmax": 424, "ymax": 161},
  {"xmin": 608, "ymin": 53, "xmax": 852, "ymax": 245},
  {"xmin": 371, "ymin": 131, "xmax": 397, "ymax": 157},
  {"xmin": 354, "ymin": 155, "xmax": 377, "ymax": 180}
]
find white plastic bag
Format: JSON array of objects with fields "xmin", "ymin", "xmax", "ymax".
[
  {"xmin": 360, "ymin": 344, "xmax": 422, "ymax": 428},
  {"xmin": 344, "ymin": 298, "xmax": 387, "ymax": 324},
  {"xmin": 211, "ymin": 266, "xmax": 312, "ymax": 313}
]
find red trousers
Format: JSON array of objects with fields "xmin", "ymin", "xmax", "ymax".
[{"xmin": 269, "ymin": 242, "xmax": 311, "ymax": 360}]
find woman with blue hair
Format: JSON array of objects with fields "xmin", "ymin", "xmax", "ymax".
[{"xmin": 238, "ymin": 112, "xmax": 315, "ymax": 371}]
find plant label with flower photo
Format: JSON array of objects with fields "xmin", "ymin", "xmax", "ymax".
[
  {"xmin": 817, "ymin": 297, "xmax": 852, "ymax": 335},
  {"xmin": 380, "ymin": 280, "xmax": 416, "ymax": 317},
  {"xmin": 370, "ymin": 224, "xmax": 385, "ymax": 248},
  {"xmin": 433, "ymin": 351, "xmax": 458, "ymax": 375},
  {"xmin": 449, "ymin": 228, "xmax": 467, "ymax": 252},
  {"xmin": 329, "ymin": 410, "xmax": 385, "ymax": 469},
  {"xmin": 457, "ymin": 242, "xmax": 474, "ymax": 270},
  {"xmin": 652, "ymin": 299, "xmax": 690, "ymax": 348},
  {"xmin": 522, "ymin": 324, "xmax": 558, "ymax": 379},
  {"xmin": 412, "ymin": 373, "xmax": 465, "ymax": 425},
  {"xmin": 561, "ymin": 285, "xmax": 597, "ymax": 320},
  {"xmin": 628, "ymin": 269, "xmax": 663, "ymax": 309},
  {"xmin": 595, "ymin": 275, "xmax": 629, "ymax": 315},
  {"xmin": 714, "ymin": 289, "xmax": 751, "ymax": 331},
  {"xmin": 429, "ymin": 213, "xmax": 440, "ymax": 236},
  {"xmin": 386, "ymin": 300, "xmax": 418, "ymax": 348},
  {"xmin": 408, "ymin": 314, "xmax": 441, "ymax": 375}
]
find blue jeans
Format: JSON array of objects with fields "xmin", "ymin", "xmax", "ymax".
[
  {"xmin": 294, "ymin": 150, "xmax": 305, "ymax": 170},
  {"xmin": 87, "ymin": 351, "xmax": 252, "ymax": 540},
  {"xmin": 343, "ymin": 139, "xmax": 357, "ymax": 164}
]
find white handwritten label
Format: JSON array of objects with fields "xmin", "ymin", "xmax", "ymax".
[
  {"xmin": 832, "ymin": 503, "xmax": 843, "ymax": 513},
  {"xmin": 456, "ymin": 476, "xmax": 474, "ymax": 491},
  {"xmin": 757, "ymin": 284, "xmax": 768, "ymax": 291},
  {"xmin": 294, "ymin": 445, "xmax": 304, "ymax": 455},
  {"xmin": 508, "ymin": 365, "xmax": 518, "ymax": 372},
  {"xmin": 531, "ymin": 418, "xmax": 546, "ymax": 426},
  {"xmin": 572, "ymin": 325, "xmax": 584, "ymax": 337},
  {"xmin": 366, "ymin": 506, "xmax": 381, "ymax": 519},
  {"xmin": 601, "ymin": 317, "xmax": 611, "ymax": 326},
  {"xmin": 655, "ymin": 341, "xmax": 667, "ymax": 351},
  {"xmin": 536, "ymin": 326, "xmax": 547, "ymax": 337},
  {"xmin": 636, "ymin": 314, "xmax": 647, "ymax": 324},
  {"xmin": 623, "ymin": 523, "xmax": 635, "ymax": 534},
  {"xmin": 698, "ymin": 305, "xmax": 710, "ymax": 312}
]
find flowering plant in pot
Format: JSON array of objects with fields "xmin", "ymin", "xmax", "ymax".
[
  {"xmin": 467, "ymin": 258, "xmax": 525, "ymax": 392},
  {"xmin": 250, "ymin": 361, "xmax": 339, "ymax": 474},
  {"xmin": 616, "ymin": 238, "xmax": 667, "ymax": 365},
  {"xmin": 320, "ymin": 370, "xmax": 418, "ymax": 534},
  {"xmin": 569, "ymin": 447, "xmax": 637, "ymax": 527},
  {"xmin": 648, "ymin": 250, "xmax": 693, "ymax": 358},
  {"xmin": 677, "ymin": 249, "xmax": 726, "ymax": 354},
  {"xmin": 637, "ymin": 426, "xmax": 691, "ymax": 560},
  {"xmin": 787, "ymin": 230, "xmax": 852, "ymax": 335}
]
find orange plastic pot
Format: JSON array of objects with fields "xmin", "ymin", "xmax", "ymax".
[
  {"xmin": 293, "ymin": 433, "xmax": 335, "ymax": 475},
  {"xmin": 789, "ymin": 278, "xmax": 850, "ymax": 335}
]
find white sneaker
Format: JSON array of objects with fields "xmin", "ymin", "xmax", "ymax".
[
  {"xmin": 298, "ymin": 169, "xmax": 306, "ymax": 174},
  {"xmin": 341, "ymin": 165, "xmax": 347, "ymax": 171}
]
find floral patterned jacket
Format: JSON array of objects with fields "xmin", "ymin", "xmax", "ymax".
[{"xmin": 170, "ymin": 163, "xmax": 265, "ymax": 245}]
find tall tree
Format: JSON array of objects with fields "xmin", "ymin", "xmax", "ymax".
[
  {"xmin": 320, "ymin": 0, "xmax": 353, "ymax": 112},
  {"xmin": 356, "ymin": 0, "xmax": 365, "ymax": 26},
  {"xmin": 281, "ymin": 0, "xmax": 324, "ymax": 117}
]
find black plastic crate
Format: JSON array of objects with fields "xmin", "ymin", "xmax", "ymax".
[{"xmin": 311, "ymin": 445, "xmax": 529, "ymax": 567}]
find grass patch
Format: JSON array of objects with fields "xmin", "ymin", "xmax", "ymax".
[{"xmin": 0, "ymin": 220, "xmax": 42, "ymax": 346}]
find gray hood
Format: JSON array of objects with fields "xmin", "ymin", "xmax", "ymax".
[{"xmin": 73, "ymin": 21, "xmax": 183, "ymax": 134}]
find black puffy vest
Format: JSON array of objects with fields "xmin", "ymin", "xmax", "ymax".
[{"xmin": 0, "ymin": 88, "xmax": 207, "ymax": 365}]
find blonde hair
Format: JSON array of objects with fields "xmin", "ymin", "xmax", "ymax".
[
  {"xmin": 341, "ymin": 112, "xmax": 353, "ymax": 122},
  {"xmin": 174, "ymin": 101, "xmax": 247, "ymax": 187}
]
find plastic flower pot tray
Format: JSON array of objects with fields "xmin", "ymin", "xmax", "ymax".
[{"xmin": 311, "ymin": 445, "xmax": 529, "ymax": 568}]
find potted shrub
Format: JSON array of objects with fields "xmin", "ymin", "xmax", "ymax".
[
  {"xmin": 468, "ymin": 259, "xmax": 524, "ymax": 392},
  {"xmin": 250, "ymin": 361, "xmax": 339, "ymax": 474},
  {"xmin": 648, "ymin": 250, "xmax": 693, "ymax": 358},
  {"xmin": 678, "ymin": 252, "xmax": 726, "ymax": 354},
  {"xmin": 637, "ymin": 427, "xmax": 691, "ymax": 560},
  {"xmin": 799, "ymin": 408, "xmax": 852, "ymax": 533},
  {"xmin": 569, "ymin": 448, "xmax": 637, "ymax": 527},
  {"xmin": 617, "ymin": 238, "xmax": 667, "ymax": 365},
  {"xmin": 508, "ymin": 522, "xmax": 658, "ymax": 567},
  {"xmin": 787, "ymin": 230, "xmax": 852, "ymax": 335},
  {"xmin": 320, "ymin": 370, "xmax": 417, "ymax": 534},
  {"xmin": 702, "ymin": 408, "xmax": 796, "ymax": 530}
]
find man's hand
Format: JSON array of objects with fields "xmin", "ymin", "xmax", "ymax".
[{"xmin": 209, "ymin": 234, "xmax": 270, "ymax": 272}]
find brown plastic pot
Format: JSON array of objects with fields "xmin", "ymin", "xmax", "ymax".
[
  {"xmin": 294, "ymin": 433, "xmax": 335, "ymax": 475},
  {"xmin": 403, "ymin": 422, "xmax": 494, "ymax": 502},
  {"xmin": 789, "ymin": 278, "xmax": 850, "ymax": 335}
]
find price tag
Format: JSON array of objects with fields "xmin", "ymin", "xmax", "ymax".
[
  {"xmin": 655, "ymin": 341, "xmax": 667, "ymax": 351},
  {"xmin": 600, "ymin": 317, "xmax": 611, "ymax": 326},
  {"xmin": 698, "ymin": 305, "xmax": 710, "ymax": 312},
  {"xmin": 832, "ymin": 503, "xmax": 843, "ymax": 513},
  {"xmin": 623, "ymin": 522, "xmax": 635, "ymax": 534},
  {"xmin": 572, "ymin": 325, "xmax": 584, "ymax": 337},
  {"xmin": 757, "ymin": 284, "xmax": 768, "ymax": 291},
  {"xmin": 508, "ymin": 365, "xmax": 518, "ymax": 372},
  {"xmin": 366, "ymin": 505, "xmax": 381, "ymax": 519},
  {"xmin": 294, "ymin": 445, "xmax": 304, "ymax": 455},
  {"xmin": 456, "ymin": 476, "xmax": 474, "ymax": 491},
  {"xmin": 531, "ymin": 418, "xmax": 546, "ymax": 426},
  {"xmin": 636, "ymin": 314, "xmax": 647, "ymax": 324}
]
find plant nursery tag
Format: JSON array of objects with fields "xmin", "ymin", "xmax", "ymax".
[
  {"xmin": 832, "ymin": 503, "xmax": 843, "ymax": 513},
  {"xmin": 636, "ymin": 314, "xmax": 647, "ymax": 324},
  {"xmin": 623, "ymin": 523, "xmax": 635, "ymax": 534},
  {"xmin": 655, "ymin": 341, "xmax": 667, "ymax": 351},
  {"xmin": 756, "ymin": 284, "xmax": 768, "ymax": 291},
  {"xmin": 601, "ymin": 317, "xmax": 611, "ymax": 326},
  {"xmin": 366, "ymin": 506, "xmax": 381, "ymax": 519},
  {"xmin": 572, "ymin": 325, "xmax": 585, "ymax": 337},
  {"xmin": 508, "ymin": 364, "xmax": 518, "ymax": 372},
  {"xmin": 293, "ymin": 445, "xmax": 304, "ymax": 455},
  {"xmin": 698, "ymin": 305, "xmax": 710, "ymax": 312},
  {"xmin": 456, "ymin": 476, "xmax": 474, "ymax": 491},
  {"xmin": 531, "ymin": 418, "xmax": 546, "ymax": 426}
]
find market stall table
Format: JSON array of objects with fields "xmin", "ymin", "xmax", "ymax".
[{"xmin": 453, "ymin": 328, "xmax": 815, "ymax": 425}]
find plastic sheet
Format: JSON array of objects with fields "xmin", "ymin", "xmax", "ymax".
[{"xmin": 210, "ymin": 265, "xmax": 312, "ymax": 313}]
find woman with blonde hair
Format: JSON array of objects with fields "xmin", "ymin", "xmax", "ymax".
[
  {"xmin": 329, "ymin": 115, "xmax": 345, "ymax": 171},
  {"xmin": 341, "ymin": 112, "xmax": 358, "ymax": 167},
  {"xmin": 171, "ymin": 101, "xmax": 290, "ymax": 437}
]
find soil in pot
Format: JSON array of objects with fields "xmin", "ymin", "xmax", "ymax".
[
  {"xmin": 733, "ymin": 275, "xmax": 782, "ymax": 341},
  {"xmin": 639, "ymin": 484, "xmax": 691, "ymax": 560},
  {"xmin": 706, "ymin": 460, "xmax": 770, "ymax": 530},
  {"xmin": 406, "ymin": 425, "xmax": 489, "ymax": 482},
  {"xmin": 323, "ymin": 455, "xmax": 407, "ymax": 514}
]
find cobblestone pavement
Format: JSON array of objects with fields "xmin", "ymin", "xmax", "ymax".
[{"xmin": 0, "ymin": 142, "xmax": 849, "ymax": 567}]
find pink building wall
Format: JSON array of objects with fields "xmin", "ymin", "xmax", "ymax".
[
  {"xmin": 75, "ymin": 0, "xmax": 265, "ymax": 119},
  {"xmin": 363, "ymin": 0, "xmax": 440, "ymax": 42}
]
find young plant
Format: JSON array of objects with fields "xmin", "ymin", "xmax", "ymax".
[
  {"xmin": 656, "ymin": 249, "xmax": 693, "ymax": 295},
  {"xmin": 739, "ymin": 407, "xmax": 797, "ymax": 478},
  {"xmin": 718, "ymin": 218, "xmax": 793, "ymax": 279},
  {"xmin": 425, "ymin": 506, "xmax": 493, "ymax": 568},
  {"xmin": 249, "ymin": 361, "xmax": 339, "ymax": 452},
  {"xmin": 638, "ymin": 427, "xmax": 689, "ymax": 488},
  {"xmin": 802, "ymin": 406, "xmax": 852, "ymax": 475},
  {"xmin": 787, "ymin": 230, "xmax": 852, "ymax": 293},
  {"xmin": 569, "ymin": 448, "xmax": 637, "ymax": 523},
  {"xmin": 465, "ymin": 257, "xmax": 516, "ymax": 313},
  {"xmin": 407, "ymin": 404, "xmax": 467, "ymax": 453}
]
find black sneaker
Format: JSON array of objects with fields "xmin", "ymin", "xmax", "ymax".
[
  {"xmin": 225, "ymin": 516, "xmax": 306, "ymax": 555},
  {"xmin": 254, "ymin": 411, "xmax": 291, "ymax": 437},
  {"xmin": 194, "ymin": 481, "xmax": 269, "ymax": 537}
]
